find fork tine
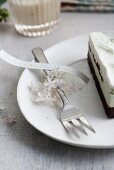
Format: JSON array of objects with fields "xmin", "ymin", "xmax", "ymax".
[
  {"xmin": 62, "ymin": 121, "xmax": 73, "ymax": 132},
  {"xmin": 71, "ymin": 119, "xmax": 88, "ymax": 135},
  {"xmin": 79, "ymin": 116, "xmax": 95, "ymax": 133}
]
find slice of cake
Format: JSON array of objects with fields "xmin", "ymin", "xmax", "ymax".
[{"xmin": 88, "ymin": 32, "xmax": 114, "ymax": 118}]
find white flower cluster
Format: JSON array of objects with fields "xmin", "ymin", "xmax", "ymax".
[{"xmin": 29, "ymin": 70, "xmax": 75, "ymax": 105}]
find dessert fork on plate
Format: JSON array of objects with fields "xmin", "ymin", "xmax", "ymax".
[{"xmin": 32, "ymin": 47, "xmax": 95, "ymax": 135}]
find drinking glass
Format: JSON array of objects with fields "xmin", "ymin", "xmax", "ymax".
[{"xmin": 8, "ymin": 0, "xmax": 60, "ymax": 37}]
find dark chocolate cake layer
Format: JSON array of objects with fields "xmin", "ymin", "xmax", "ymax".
[{"xmin": 88, "ymin": 52, "xmax": 114, "ymax": 118}]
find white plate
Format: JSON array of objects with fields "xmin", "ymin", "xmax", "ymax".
[{"xmin": 17, "ymin": 33, "xmax": 114, "ymax": 149}]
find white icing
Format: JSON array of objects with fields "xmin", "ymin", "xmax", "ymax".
[
  {"xmin": 91, "ymin": 32, "xmax": 114, "ymax": 54},
  {"xmin": 89, "ymin": 32, "xmax": 114, "ymax": 90}
]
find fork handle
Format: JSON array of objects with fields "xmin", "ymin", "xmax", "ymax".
[
  {"xmin": 57, "ymin": 88, "xmax": 71, "ymax": 106},
  {"xmin": 32, "ymin": 47, "xmax": 50, "ymax": 76},
  {"xmin": 32, "ymin": 47, "xmax": 48, "ymax": 64}
]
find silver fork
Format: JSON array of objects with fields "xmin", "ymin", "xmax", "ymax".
[
  {"xmin": 57, "ymin": 88, "xmax": 95, "ymax": 135},
  {"xmin": 32, "ymin": 47, "xmax": 95, "ymax": 135}
]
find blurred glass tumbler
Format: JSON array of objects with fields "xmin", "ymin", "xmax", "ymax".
[{"xmin": 8, "ymin": 0, "xmax": 60, "ymax": 37}]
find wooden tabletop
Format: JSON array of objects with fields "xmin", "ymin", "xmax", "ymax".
[{"xmin": 0, "ymin": 7, "xmax": 114, "ymax": 170}]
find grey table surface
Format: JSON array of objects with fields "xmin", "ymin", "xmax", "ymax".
[{"xmin": 1, "ymin": 4, "xmax": 114, "ymax": 170}]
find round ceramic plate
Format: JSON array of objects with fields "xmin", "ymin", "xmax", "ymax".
[{"xmin": 17, "ymin": 33, "xmax": 114, "ymax": 148}]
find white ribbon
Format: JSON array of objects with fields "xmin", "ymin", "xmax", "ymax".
[{"xmin": 0, "ymin": 50, "xmax": 90, "ymax": 84}]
